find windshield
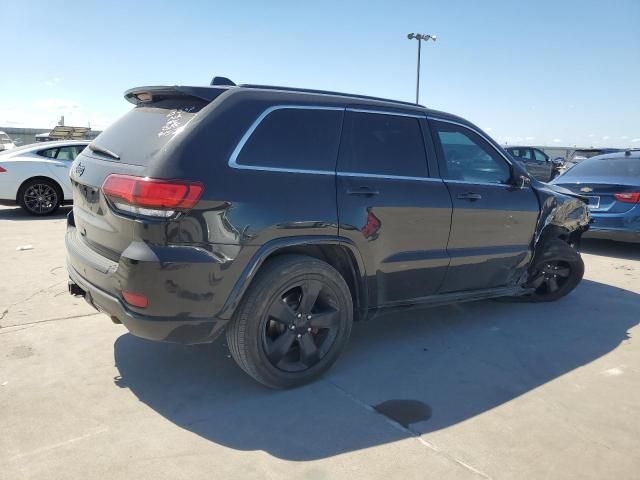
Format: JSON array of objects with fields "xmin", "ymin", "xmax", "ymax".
[
  {"xmin": 0, "ymin": 134, "xmax": 13, "ymax": 144},
  {"xmin": 561, "ymin": 156, "xmax": 640, "ymax": 179}
]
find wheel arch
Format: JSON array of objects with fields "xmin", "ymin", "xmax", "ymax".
[{"xmin": 219, "ymin": 236, "xmax": 368, "ymax": 321}]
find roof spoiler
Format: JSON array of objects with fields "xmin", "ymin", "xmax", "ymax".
[{"xmin": 124, "ymin": 85, "xmax": 234, "ymax": 105}]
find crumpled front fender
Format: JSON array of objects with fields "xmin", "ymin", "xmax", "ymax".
[{"xmin": 533, "ymin": 182, "xmax": 591, "ymax": 247}]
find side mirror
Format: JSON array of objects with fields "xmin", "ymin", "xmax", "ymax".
[
  {"xmin": 516, "ymin": 174, "xmax": 531, "ymax": 189},
  {"xmin": 551, "ymin": 157, "xmax": 566, "ymax": 166}
]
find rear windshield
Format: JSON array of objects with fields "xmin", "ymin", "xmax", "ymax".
[
  {"xmin": 88, "ymin": 99, "xmax": 205, "ymax": 165},
  {"xmin": 562, "ymin": 156, "xmax": 640, "ymax": 178}
]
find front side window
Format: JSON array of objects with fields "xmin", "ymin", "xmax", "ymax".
[
  {"xmin": 533, "ymin": 149, "xmax": 547, "ymax": 162},
  {"xmin": 338, "ymin": 111, "xmax": 428, "ymax": 177},
  {"xmin": 433, "ymin": 121, "xmax": 511, "ymax": 184},
  {"xmin": 236, "ymin": 107, "xmax": 343, "ymax": 171}
]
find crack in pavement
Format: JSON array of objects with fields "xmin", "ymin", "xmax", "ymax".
[
  {"xmin": 1, "ymin": 312, "xmax": 101, "ymax": 331},
  {"xmin": 324, "ymin": 378, "xmax": 492, "ymax": 480},
  {"xmin": 0, "ymin": 279, "xmax": 67, "ymax": 324}
]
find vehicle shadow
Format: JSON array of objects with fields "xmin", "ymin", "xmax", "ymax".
[
  {"xmin": 581, "ymin": 238, "xmax": 640, "ymax": 261},
  {"xmin": 113, "ymin": 279, "xmax": 638, "ymax": 460},
  {"xmin": 0, "ymin": 205, "xmax": 71, "ymax": 221}
]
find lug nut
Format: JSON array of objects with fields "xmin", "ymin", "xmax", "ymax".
[
  {"xmin": 307, "ymin": 315, "xmax": 312, "ymax": 320},
  {"xmin": 289, "ymin": 324, "xmax": 295, "ymax": 330},
  {"xmin": 307, "ymin": 327, "xmax": 312, "ymax": 332},
  {"xmin": 297, "ymin": 313, "xmax": 302, "ymax": 318},
  {"xmin": 297, "ymin": 334, "xmax": 302, "ymax": 338}
]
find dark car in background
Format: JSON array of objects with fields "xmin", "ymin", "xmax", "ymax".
[
  {"xmin": 505, "ymin": 146, "xmax": 563, "ymax": 182},
  {"xmin": 552, "ymin": 150, "xmax": 640, "ymax": 243},
  {"xmin": 65, "ymin": 79, "xmax": 590, "ymax": 388}
]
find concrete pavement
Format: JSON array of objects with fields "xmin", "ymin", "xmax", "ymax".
[{"xmin": 1, "ymin": 205, "xmax": 639, "ymax": 479}]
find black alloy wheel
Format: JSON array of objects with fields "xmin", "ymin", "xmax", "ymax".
[
  {"xmin": 263, "ymin": 280, "xmax": 340, "ymax": 372},
  {"xmin": 528, "ymin": 260, "xmax": 572, "ymax": 295},
  {"xmin": 226, "ymin": 254, "xmax": 353, "ymax": 389}
]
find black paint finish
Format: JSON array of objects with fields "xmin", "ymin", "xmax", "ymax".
[{"xmin": 66, "ymin": 83, "xmax": 590, "ymax": 344}]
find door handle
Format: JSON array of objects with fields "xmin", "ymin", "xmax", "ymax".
[
  {"xmin": 346, "ymin": 186, "xmax": 380, "ymax": 197},
  {"xmin": 457, "ymin": 192, "xmax": 482, "ymax": 201}
]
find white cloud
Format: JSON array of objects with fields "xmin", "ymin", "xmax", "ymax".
[
  {"xmin": 34, "ymin": 98, "xmax": 80, "ymax": 111},
  {"xmin": 632, "ymin": 138, "xmax": 640, "ymax": 143},
  {"xmin": 553, "ymin": 138, "xmax": 562, "ymax": 143},
  {"xmin": 619, "ymin": 136, "xmax": 629, "ymax": 140},
  {"xmin": 602, "ymin": 135, "xmax": 610, "ymax": 140},
  {"xmin": 525, "ymin": 136, "xmax": 535, "ymax": 141},
  {"xmin": 44, "ymin": 76, "xmax": 61, "ymax": 87},
  {"xmin": 485, "ymin": 127, "xmax": 494, "ymax": 132}
]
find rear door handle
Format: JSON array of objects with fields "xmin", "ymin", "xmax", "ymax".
[
  {"xmin": 346, "ymin": 186, "xmax": 379, "ymax": 197},
  {"xmin": 456, "ymin": 192, "xmax": 482, "ymax": 201}
]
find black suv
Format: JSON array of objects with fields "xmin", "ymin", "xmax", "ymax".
[{"xmin": 66, "ymin": 79, "xmax": 590, "ymax": 388}]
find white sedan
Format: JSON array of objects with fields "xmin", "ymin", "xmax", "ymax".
[{"xmin": 0, "ymin": 140, "xmax": 88, "ymax": 215}]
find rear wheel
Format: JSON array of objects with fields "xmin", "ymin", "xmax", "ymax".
[
  {"xmin": 18, "ymin": 178, "xmax": 62, "ymax": 216},
  {"xmin": 521, "ymin": 240, "xmax": 584, "ymax": 302},
  {"xmin": 226, "ymin": 254, "xmax": 353, "ymax": 389}
]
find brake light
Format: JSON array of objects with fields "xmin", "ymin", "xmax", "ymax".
[
  {"xmin": 102, "ymin": 174, "xmax": 203, "ymax": 217},
  {"xmin": 614, "ymin": 192, "xmax": 640, "ymax": 203},
  {"xmin": 122, "ymin": 291, "xmax": 148, "ymax": 308},
  {"xmin": 0, "ymin": 166, "xmax": 6, "ymax": 173}
]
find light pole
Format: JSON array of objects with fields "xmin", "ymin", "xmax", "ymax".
[{"xmin": 407, "ymin": 33, "xmax": 437, "ymax": 104}]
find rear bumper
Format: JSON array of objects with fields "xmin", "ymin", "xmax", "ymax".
[
  {"xmin": 583, "ymin": 209, "xmax": 640, "ymax": 243},
  {"xmin": 68, "ymin": 265, "xmax": 227, "ymax": 343},
  {"xmin": 582, "ymin": 228, "xmax": 640, "ymax": 243},
  {"xmin": 64, "ymin": 209, "xmax": 242, "ymax": 344}
]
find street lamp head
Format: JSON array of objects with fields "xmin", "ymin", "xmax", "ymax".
[{"xmin": 407, "ymin": 33, "xmax": 415, "ymax": 39}]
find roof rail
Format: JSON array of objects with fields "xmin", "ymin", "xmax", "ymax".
[{"xmin": 239, "ymin": 83, "xmax": 424, "ymax": 108}]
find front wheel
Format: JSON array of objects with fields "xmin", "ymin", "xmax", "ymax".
[
  {"xmin": 522, "ymin": 240, "xmax": 584, "ymax": 302},
  {"xmin": 226, "ymin": 254, "xmax": 353, "ymax": 389}
]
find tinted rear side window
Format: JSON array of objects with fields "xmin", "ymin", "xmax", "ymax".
[
  {"xmin": 338, "ymin": 111, "xmax": 428, "ymax": 177},
  {"xmin": 236, "ymin": 107, "xmax": 343, "ymax": 171}
]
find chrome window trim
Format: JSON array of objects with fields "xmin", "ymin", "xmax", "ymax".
[
  {"xmin": 346, "ymin": 108, "xmax": 426, "ymax": 119},
  {"xmin": 337, "ymin": 171, "xmax": 441, "ymax": 182},
  {"xmin": 427, "ymin": 116, "xmax": 514, "ymax": 166},
  {"xmin": 445, "ymin": 179, "xmax": 512, "ymax": 188},
  {"xmin": 228, "ymin": 105, "xmax": 344, "ymax": 173}
]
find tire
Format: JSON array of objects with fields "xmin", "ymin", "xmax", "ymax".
[
  {"xmin": 520, "ymin": 240, "xmax": 584, "ymax": 302},
  {"xmin": 18, "ymin": 178, "xmax": 62, "ymax": 216},
  {"xmin": 226, "ymin": 254, "xmax": 353, "ymax": 389}
]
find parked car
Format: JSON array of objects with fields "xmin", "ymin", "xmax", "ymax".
[
  {"xmin": 505, "ymin": 146, "xmax": 563, "ymax": 181},
  {"xmin": 552, "ymin": 150, "xmax": 640, "ymax": 243},
  {"xmin": 0, "ymin": 140, "xmax": 88, "ymax": 215},
  {"xmin": 66, "ymin": 80, "xmax": 590, "ymax": 388},
  {"xmin": 0, "ymin": 131, "xmax": 16, "ymax": 152}
]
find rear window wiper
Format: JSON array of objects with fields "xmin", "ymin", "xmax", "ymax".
[{"xmin": 89, "ymin": 143, "xmax": 120, "ymax": 160}]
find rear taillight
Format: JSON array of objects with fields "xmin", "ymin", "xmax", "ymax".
[
  {"xmin": 0, "ymin": 166, "xmax": 6, "ymax": 173},
  {"xmin": 614, "ymin": 192, "xmax": 640, "ymax": 204},
  {"xmin": 102, "ymin": 174, "xmax": 203, "ymax": 218}
]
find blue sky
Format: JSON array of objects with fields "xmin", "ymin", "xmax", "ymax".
[{"xmin": 1, "ymin": 0, "xmax": 638, "ymax": 147}]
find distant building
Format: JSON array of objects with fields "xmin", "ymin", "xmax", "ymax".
[{"xmin": 0, "ymin": 127, "xmax": 101, "ymax": 146}]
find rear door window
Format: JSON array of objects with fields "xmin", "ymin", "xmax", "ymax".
[
  {"xmin": 235, "ymin": 107, "xmax": 343, "ymax": 171},
  {"xmin": 338, "ymin": 111, "xmax": 428, "ymax": 177},
  {"xmin": 56, "ymin": 145, "xmax": 85, "ymax": 161},
  {"xmin": 38, "ymin": 148, "xmax": 59, "ymax": 158}
]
